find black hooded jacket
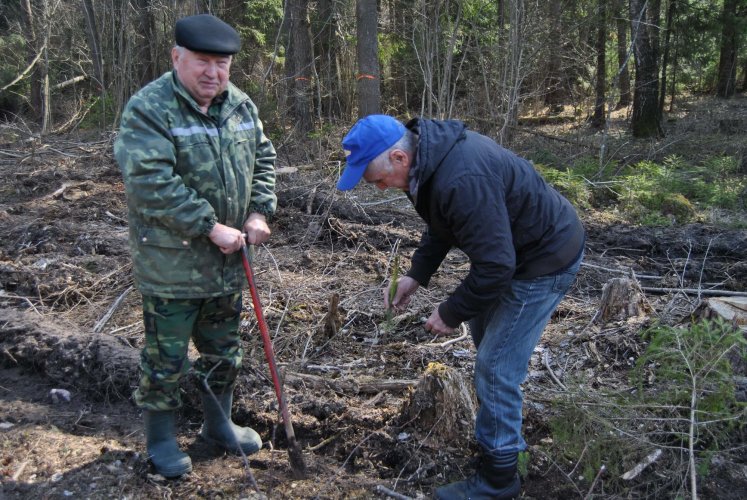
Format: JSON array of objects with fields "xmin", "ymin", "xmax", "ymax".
[{"xmin": 404, "ymin": 118, "xmax": 585, "ymax": 327}]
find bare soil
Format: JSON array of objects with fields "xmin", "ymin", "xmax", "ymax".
[{"xmin": 1, "ymin": 96, "xmax": 746, "ymax": 499}]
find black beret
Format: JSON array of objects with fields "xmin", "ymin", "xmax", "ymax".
[{"xmin": 175, "ymin": 14, "xmax": 240, "ymax": 55}]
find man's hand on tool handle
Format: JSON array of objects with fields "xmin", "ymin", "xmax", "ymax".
[
  {"xmin": 208, "ymin": 223, "xmax": 245, "ymax": 254},
  {"xmin": 384, "ymin": 275, "xmax": 455, "ymax": 336},
  {"xmin": 243, "ymin": 213, "xmax": 271, "ymax": 245},
  {"xmin": 208, "ymin": 214, "xmax": 271, "ymax": 254}
]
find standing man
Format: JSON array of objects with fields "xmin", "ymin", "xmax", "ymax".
[
  {"xmin": 337, "ymin": 115, "xmax": 585, "ymax": 499},
  {"xmin": 114, "ymin": 14, "xmax": 277, "ymax": 478}
]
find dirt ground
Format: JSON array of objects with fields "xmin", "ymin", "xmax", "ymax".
[{"xmin": 1, "ymin": 96, "xmax": 746, "ymax": 499}]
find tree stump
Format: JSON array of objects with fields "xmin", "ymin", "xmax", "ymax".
[
  {"xmin": 397, "ymin": 362, "xmax": 475, "ymax": 447},
  {"xmin": 595, "ymin": 277, "xmax": 649, "ymax": 324},
  {"xmin": 319, "ymin": 292, "xmax": 343, "ymax": 339}
]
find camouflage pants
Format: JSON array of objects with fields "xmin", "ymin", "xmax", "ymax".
[{"xmin": 134, "ymin": 293, "xmax": 244, "ymax": 411}]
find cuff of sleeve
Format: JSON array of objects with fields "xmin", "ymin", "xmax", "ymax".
[
  {"xmin": 248, "ymin": 203, "xmax": 275, "ymax": 223},
  {"xmin": 406, "ymin": 268, "xmax": 431, "ymax": 288},
  {"xmin": 438, "ymin": 301, "xmax": 461, "ymax": 328},
  {"xmin": 201, "ymin": 214, "xmax": 218, "ymax": 236}
]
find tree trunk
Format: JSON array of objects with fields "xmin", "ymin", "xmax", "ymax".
[
  {"xmin": 498, "ymin": 0, "xmax": 524, "ymax": 145},
  {"xmin": 437, "ymin": 2, "xmax": 462, "ymax": 119},
  {"xmin": 658, "ymin": 0, "xmax": 677, "ymax": 113},
  {"xmin": 134, "ymin": 0, "xmax": 158, "ymax": 87},
  {"xmin": 355, "ymin": 0, "xmax": 381, "ymax": 117},
  {"xmin": 591, "ymin": 0, "xmax": 607, "ymax": 129},
  {"xmin": 20, "ymin": 0, "xmax": 51, "ymax": 131},
  {"xmin": 315, "ymin": 0, "xmax": 344, "ymax": 119},
  {"xmin": 630, "ymin": 0, "xmax": 663, "ymax": 138},
  {"xmin": 82, "ymin": 0, "xmax": 103, "ymax": 89},
  {"xmin": 544, "ymin": 1, "xmax": 565, "ymax": 113},
  {"xmin": 284, "ymin": 0, "xmax": 314, "ymax": 132},
  {"xmin": 82, "ymin": 0, "xmax": 106, "ymax": 128},
  {"xmin": 716, "ymin": 0, "xmax": 739, "ymax": 98},
  {"xmin": 615, "ymin": 0, "xmax": 632, "ymax": 109},
  {"xmin": 668, "ymin": 30, "xmax": 679, "ymax": 112}
]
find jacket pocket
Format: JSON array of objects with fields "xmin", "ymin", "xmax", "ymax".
[
  {"xmin": 134, "ymin": 226, "xmax": 196, "ymax": 290},
  {"xmin": 138, "ymin": 226, "xmax": 192, "ymax": 250}
]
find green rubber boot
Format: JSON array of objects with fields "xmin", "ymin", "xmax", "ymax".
[
  {"xmin": 200, "ymin": 391, "xmax": 262, "ymax": 455},
  {"xmin": 143, "ymin": 410, "xmax": 192, "ymax": 478}
]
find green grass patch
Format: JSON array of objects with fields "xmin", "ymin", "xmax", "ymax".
[{"xmin": 536, "ymin": 154, "xmax": 746, "ymax": 226}]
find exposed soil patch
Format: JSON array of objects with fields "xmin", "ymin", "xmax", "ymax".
[{"xmin": 1, "ymin": 98, "xmax": 746, "ymax": 499}]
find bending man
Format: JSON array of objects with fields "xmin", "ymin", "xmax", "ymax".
[{"xmin": 337, "ymin": 115, "xmax": 584, "ymax": 499}]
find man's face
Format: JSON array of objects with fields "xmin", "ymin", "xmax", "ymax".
[
  {"xmin": 363, "ymin": 150, "xmax": 411, "ymax": 191},
  {"xmin": 172, "ymin": 47, "xmax": 231, "ymax": 108}
]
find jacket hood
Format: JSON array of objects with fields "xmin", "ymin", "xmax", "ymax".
[{"xmin": 406, "ymin": 118, "xmax": 467, "ymax": 187}]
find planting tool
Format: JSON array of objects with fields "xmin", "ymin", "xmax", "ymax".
[{"xmin": 241, "ymin": 245, "xmax": 307, "ymax": 479}]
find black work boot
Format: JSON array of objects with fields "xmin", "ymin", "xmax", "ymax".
[
  {"xmin": 143, "ymin": 410, "xmax": 192, "ymax": 478},
  {"xmin": 434, "ymin": 453, "xmax": 520, "ymax": 500},
  {"xmin": 200, "ymin": 390, "xmax": 262, "ymax": 455}
]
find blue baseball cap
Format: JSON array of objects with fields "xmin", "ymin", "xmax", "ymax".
[{"xmin": 338, "ymin": 115, "xmax": 406, "ymax": 191}]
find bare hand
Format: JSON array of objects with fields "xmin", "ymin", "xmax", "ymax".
[
  {"xmin": 384, "ymin": 276, "xmax": 420, "ymax": 311},
  {"xmin": 243, "ymin": 213, "xmax": 271, "ymax": 245},
  {"xmin": 208, "ymin": 223, "xmax": 245, "ymax": 254},
  {"xmin": 424, "ymin": 307, "xmax": 456, "ymax": 336}
]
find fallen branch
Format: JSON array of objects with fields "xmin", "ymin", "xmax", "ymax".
[
  {"xmin": 621, "ymin": 449, "xmax": 662, "ymax": 480},
  {"xmin": 581, "ymin": 262, "xmax": 660, "ymax": 280},
  {"xmin": 374, "ymin": 484, "xmax": 413, "ymax": 500},
  {"xmin": 307, "ymin": 433, "xmax": 340, "ymax": 452},
  {"xmin": 422, "ymin": 324, "xmax": 470, "ymax": 348},
  {"xmin": 285, "ymin": 371, "xmax": 416, "ymax": 395},
  {"xmin": 51, "ymin": 75, "xmax": 88, "ymax": 91},
  {"xmin": 584, "ymin": 464, "xmax": 606, "ymax": 500},
  {"xmin": 0, "ymin": 44, "xmax": 45, "ymax": 92},
  {"xmin": 93, "ymin": 286, "xmax": 134, "ymax": 334},
  {"xmin": 543, "ymin": 350, "xmax": 567, "ymax": 391},
  {"xmin": 11, "ymin": 461, "xmax": 29, "ymax": 481},
  {"xmin": 640, "ymin": 286, "xmax": 747, "ymax": 297},
  {"xmin": 0, "ymin": 292, "xmax": 42, "ymax": 316},
  {"xmin": 358, "ymin": 196, "xmax": 409, "ymax": 207}
]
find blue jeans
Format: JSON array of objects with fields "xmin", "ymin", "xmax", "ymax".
[{"xmin": 468, "ymin": 251, "xmax": 582, "ymax": 460}]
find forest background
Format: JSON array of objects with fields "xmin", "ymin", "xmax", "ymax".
[
  {"xmin": 1, "ymin": 0, "xmax": 745, "ymax": 140},
  {"xmin": 1, "ymin": 1, "xmax": 746, "ymax": 500}
]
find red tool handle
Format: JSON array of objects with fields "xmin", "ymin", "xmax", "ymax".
[
  {"xmin": 240, "ymin": 245, "xmax": 306, "ymax": 478},
  {"xmin": 241, "ymin": 246, "xmax": 285, "ymax": 404}
]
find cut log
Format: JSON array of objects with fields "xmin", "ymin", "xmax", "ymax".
[
  {"xmin": 693, "ymin": 297, "xmax": 747, "ymax": 333},
  {"xmin": 0, "ymin": 307, "xmax": 140, "ymax": 399},
  {"xmin": 596, "ymin": 277, "xmax": 650, "ymax": 324},
  {"xmin": 693, "ymin": 297, "xmax": 747, "ymax": 379},
  {"xmin": 397, "ymin": 362, "xmax": 475, "ymax": 447}
]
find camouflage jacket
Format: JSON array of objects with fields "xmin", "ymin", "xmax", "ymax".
[{"xmin": 114, "ymin": 71, "xmax": 277, "ymax": 298}]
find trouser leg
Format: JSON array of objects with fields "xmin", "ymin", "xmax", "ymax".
[
  {"xmin": 472, "ymin": 254, "xmax": 582, "ymax": 456},
  {"xmin": 191, "ymin": 293, "xmax": 244, "ymax": 393},
  {"xmin": 134, "ymin": 296, "xmax": 197, "ymax": 410}
]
